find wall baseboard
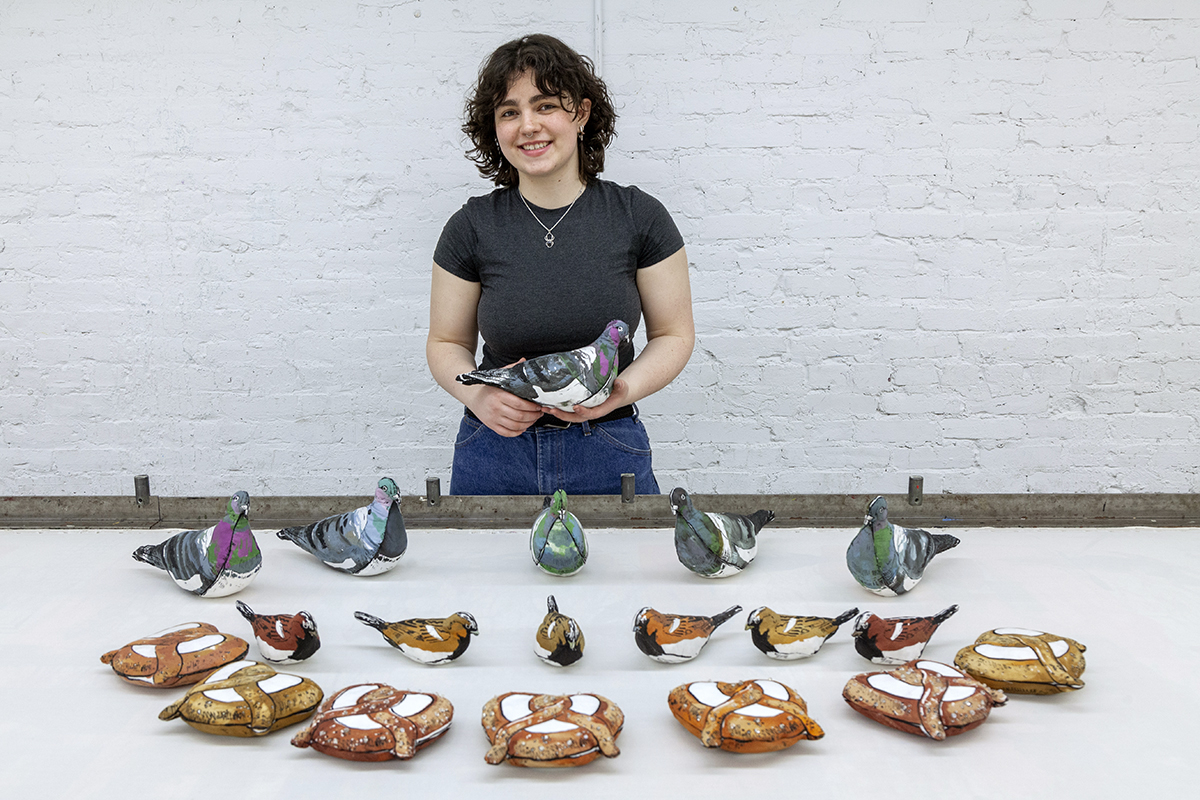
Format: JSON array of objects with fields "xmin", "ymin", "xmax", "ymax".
[{"xmin": 2, "ymin": 493, "xmax": 1197, "ymax": 529}]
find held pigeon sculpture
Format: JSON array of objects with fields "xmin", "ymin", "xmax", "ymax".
[
  {"xmin": 633, "ymin": 605, "xmax": 743, "ymax": 664},
  {"xmin": 534, "ymin": 595, "xmax": 585, "ymax": 667},
  {"xmin": 236, "ymin": 601, "xmax": 321, "ymax": 664},
  {"xmin": 132, "ymin": 491, "xmax": 260, "ymax": 597},
  {"xmin": 846, "ymin": 496, "xmax": 960, "ymax": 596},
  {"xmin": 455, "ymin": 319, "xmax": 629, "ymax": 411},
  {"xmin": 745, "ymin": 607, "xmax": 859, "ymax": 660},
  {"xmin": 670, "ymin": 488, "xmax": 773, "ymax": 578},
  {"xmin": 354, "ymin": 611, "xmax": 478, "ymax": 665},
  {"xmin": 277, "ymin": 477, "xmax": 407, "ymax": 576},
  {"xmin": 530, "ymin": 490, "xmax": 588, "ymax": 577}
]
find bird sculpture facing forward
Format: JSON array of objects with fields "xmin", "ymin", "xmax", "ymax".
[
  {"xmin": 852, "ymin": 605, "xmax": 960, "ymax": 665},
  {"xmin": 530, "ymin": 490, "xmax": 588, "ymax": 577},
  {"xmin": 277, "ymin": 477, "xmax": 407, "ymax": 576},
  {"xmin": 132, "ymin": 491, "xmax": 260, "ymax": 597},
  {"xmin": 745, "ymin": 606, "xmax": 860, "ymax": 660},
  {"xmin": 534, "ymin": 595, "xmax": 585, "ymax": 667},
  {"xmin": 354, "ymin": 611, "xmax": 478, "ymax": 665},
  {"xmin": 455, "ymin": 319, "xmax": 629, "ymax": 411},
  {"xmin": 846, "ymin": 496, "xmax": 960, "ymax": 596},
  {"xmin": 235, "ymin": 600, "xmax": 320, "ymax": 664},
  {"xmin": 634, "ymin": 605, "xmax": 743, "ymax": 664},
  {"xmin": 670, "ymin": 488, "xmax": 773, "ymax": 578}
]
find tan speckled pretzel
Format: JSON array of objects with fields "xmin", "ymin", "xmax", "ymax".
[
  {"xmin": 954, "ymin": 629, "xmax": 1086, "ymax": 693},
  {"xmin": 158, "ymin": 661, "xmax": 323, "ymax": 737},
  {"xmin": 668, "ymin": 679, "xmax": 825, "ymax": 753},
  {"xmin": 481, "ymin": 692, "xmax": 623, "ymax": 767}
]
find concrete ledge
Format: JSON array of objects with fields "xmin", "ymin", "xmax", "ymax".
[{"xmin": 2, "ymin": 493, "xmax": 1198, "ymax": 529}]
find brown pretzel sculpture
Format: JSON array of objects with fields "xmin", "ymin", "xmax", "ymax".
[
  {"xmin": 954, "ymin": 628, "xmax": 1086, "ymax": 694},
  {"xmin": 291, "ymin": 684, "xmax": 453, "ymax": 761},
  {"xmin": 100, "ymin": 622, "xmax": 249, "ymax": 688},
  {"xmin": 481, "ymin": 692, "xmax": 623, "ymax": 767},
  {"xmin": 159, "ymin": 660, "xmax": 323, "ymax": 736},
  {"xmin": 843, "ymin": 659, "xmax": 1006, "ymax": 740},
  {"xmin": 668, "ymin": 679, "xmax": 824, "ymax": 753}
]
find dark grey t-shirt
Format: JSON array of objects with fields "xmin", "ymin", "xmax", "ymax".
[{"xmin": 434, "ymin": 180, "xmax": 684, "ymax": 371}]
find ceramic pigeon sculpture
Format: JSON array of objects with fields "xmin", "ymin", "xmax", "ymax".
[
  {"xmin": 355, "ymin": 611, "xmax": 478, "ymax": 665},
  {"xmin": 530, "ymin": 490, "xmax": 588, "ymax": 576},
  {"xmin": 670, "ymin": 488, "xmax": 773, "ymax": 578},
  {"xmin": 852, "ymin": 605, "xmax": 959, "ymax": 665},
  {"xmin": 236, "ymin": 601, "xmax": 321, "ymax": 664},
  {"xmin": 846, "ymin": 495, "xmax": 960, "ymax": 596},
  {"xmin": 276, "ymin": 477, "xmax": 407, "ymax": 576},
  {"xmin": 455, "ymin": 319, "xmax": 629, "ymax": 411},
  {"xmin": 534, "ymin": 595, "xmax": 585, "ymax": 667},
  {"xmin": 634, "ymin": 605, "xmax": 743, "ymax": 664},
  {"xmin": 745, "ymin": 607, "xmax": 859, "ymax": 660},
  {"xmin": 132, "ymin": 491, "xmax": 260, "ymax": 597}
]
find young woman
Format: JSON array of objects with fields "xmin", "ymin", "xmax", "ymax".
[{"xmin": 427, "ymin": 34, "xmax": 694, "ymax": 495}]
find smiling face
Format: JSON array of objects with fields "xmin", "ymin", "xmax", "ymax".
[{"xmin": 495, "ymin": 70, "xmax": 591, "ymax": 191}]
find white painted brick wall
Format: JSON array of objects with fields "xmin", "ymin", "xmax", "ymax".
[{"xmin": 1, "ymin": 0, "xmax": 1198, "ymax": 498}]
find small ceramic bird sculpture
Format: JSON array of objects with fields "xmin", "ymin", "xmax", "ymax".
[
  {"xmin": 455, "ymin": 319, "xmax": 629, "ymax": 411},
  {"xmin": 235, "ymin": 601, "xmax": 321, "ymax": 664},
  {"xmin": 276, "ymin": 477, "xmax": 407, "ymax": 576},
  {"xmin": 634, "ymin": 605, "xmax": 743, "ymax": 664},
  {"xmin": 745, "ymin": 606, "xmax": 859, "ymax": 660},
  {"xmin": 534, "ymin": 595, "xmax": 585, "ymax": 667},
  {"xmin": 132, "ymin": 491, "xmax": 260, "ymax": 597},
  {"xmin": 670, "ymin": 488, "xmax": 773, "ymax": 578},
  {"xmin": 530, "ymin": 490, "xmax": 588, "ymax": 577},
  {"xmin": 846, "ymin": 496, "xmax": 960, "ymax": 596},
  {"xmin": 852, "ymin": 605, "xmax": 960, "ymax": 665},
  {"xmin": 354, "ymin": 611, "xmax": 478, "ymax": 665}
]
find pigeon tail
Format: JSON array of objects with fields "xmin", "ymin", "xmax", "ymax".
[
  {"xmin": 747, "ymin": 509, "xmax": 775, "ymax": 531},
  {"xmin": 235, "ymin": 600, "xmax": 256, "ymax": 622},
  {"xmin": 132, "ymin": 544, "xmax": 166, "ymax": 570},
  {"xmin": 455, "ymin": 370, "xmax": 504, "ymax": 388},
  {"xmin": 931, "ymin": 604, "xmax": 960, "ymax": 625},
  {"xmin": 832, "ymin": 607, "xmax": 860, "ymax": 627},
  {"xmin": 353, "ymin": 611, "xmax": 388, "ymax": 631},
  {"xmin": 931, "ymin": 533, "xmax": 961, "ymax": 555},
  {"xmin": 709, "ymin": 605, "xmax": 744, "ymax": 629}
]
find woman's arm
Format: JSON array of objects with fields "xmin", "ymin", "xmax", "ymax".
[
  {"xmin": 545, "ymin": 246, "xmax": 695, "ymax": 422},
  {"xmin": 426, "ymin": 263, "xmax": 544, "ymax": 436}
]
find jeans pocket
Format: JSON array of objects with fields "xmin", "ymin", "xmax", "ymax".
[
  {"xmin": 593, "ymin": 418, "xmax": 653, "ymax": 456},
  {"xmin": 454, "ymin": 414, "xmax": 488, "ymax": 449}
]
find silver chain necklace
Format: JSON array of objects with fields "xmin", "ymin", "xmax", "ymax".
[{"xmin": 518, "ymin": 185, "xmax": 586, "ymax": 248}]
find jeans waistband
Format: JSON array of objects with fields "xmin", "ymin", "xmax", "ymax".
[{"xmin": 464, "ymin": 404, "xmax": 635, "ymax": 429}]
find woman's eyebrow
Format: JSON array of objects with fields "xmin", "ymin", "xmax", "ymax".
[{"xmin": 496, "ymin": 93, "xmax": 559, "ymax": 108}]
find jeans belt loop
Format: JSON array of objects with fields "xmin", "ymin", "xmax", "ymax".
[{"xmin": 581, "ymin": 420, "xmax": 592, "ymax": 436}]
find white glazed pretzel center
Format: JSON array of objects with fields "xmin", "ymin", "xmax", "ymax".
[
  {"xmin": 973, "ymin": 629, "xmax": 1070, "ymax": 661},
  {"xmin": 199, "ymin": 660, "xmax": 303, "ymax": 702},
  {"xmin": 326, "ymin": 684, "xmax": 436, "ymax": 731},
  {"xmin": 500, "ymin": 694, "xmax": 601, "ymax": 733},
  {"xmin": 865, "ymin": 660, "xmax": 977, "ymax": 701},
  {"xmin": 686, "ymin": 680, "xmax": 790, "ymax": 718}
]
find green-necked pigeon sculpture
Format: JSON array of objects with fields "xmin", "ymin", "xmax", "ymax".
[
  {"xmin": 277, "ymin": 477, "xmax": 407, "ymax": 576},
  {"xmin": 456, "ymin": 319, "xmax": 629, "ymax": 411},
  {"xmin": 133, "ymin": 491, "xmax": 260, "ymax": 597},
  {"xmin": 670, "ymin": 488, "xmax": 773, "ymax": 578},
  {"xmin": 846, "ymin": 496, "xmax": 960, "ymax": 596},
  {"xmin": 530, "ymin": 490, "xmax": 588, "ymax": 576}
]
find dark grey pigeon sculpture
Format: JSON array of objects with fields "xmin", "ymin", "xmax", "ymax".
[
  {"xmin": 846, "ymin": 495, "xmax": 960, "ymax": 596},
  {"xmin": 455, "ymin": 319, "xmax": 629, "ymax": 411},
  {"xmin": 670, "ymin": 487, "xmax": 774, "ymax": 578},
  {"xmin": 276, "ymin": 477, "xmax": 407, "ymax": 576}
]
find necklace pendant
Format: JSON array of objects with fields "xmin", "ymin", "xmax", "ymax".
[{"xmin": 544, "ymin": 231, "xmax": 555, "ymax": 248}]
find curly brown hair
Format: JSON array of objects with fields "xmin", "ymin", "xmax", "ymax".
[{"xmin": 463, "ymin": 34, "xmax": 617, "ymax": 187}]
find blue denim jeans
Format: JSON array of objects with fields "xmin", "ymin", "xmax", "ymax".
[{"xmin": 450, "ymin": 406, "xmax": 661, "ymax": 496}]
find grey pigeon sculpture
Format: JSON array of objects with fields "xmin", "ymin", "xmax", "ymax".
[
  {"xmin": 132, "ymin": 491, "xmax": 260, "ymax": 597},
  {"xmin": 276, "ymin": 477, "xmax": 407, "ymax": 576},
  {"xmin": 529, "ymin": 489, "xmax": 588, "ymax": 576},
  {"xmin": 670, "ymin": 488, "xmax": 774, "ymax": 578},
  {"xmin": 846, "ymin": 495, "xmax": 960, "ymax": 596},
  {"xmin": 455, "ymin": 319, "xmax": 629, "ymax": 411}
]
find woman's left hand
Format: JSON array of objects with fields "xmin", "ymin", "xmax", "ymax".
[{"xmin": 540, "ymin": 378, "xmax": 632, "ymax": 423}]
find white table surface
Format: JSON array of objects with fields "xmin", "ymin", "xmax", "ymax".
[{"xmin": 1, "ymin": 523, "xmax": 1195, "ymax": 798}]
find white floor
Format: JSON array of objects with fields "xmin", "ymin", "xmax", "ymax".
[{"xmin": 2, "ymin": 524, "xmax": 1195, "ymax": 798}]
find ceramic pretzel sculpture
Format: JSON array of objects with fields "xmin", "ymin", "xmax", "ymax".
[
  {"xmin": 954, "ymin": 628, "xmax": 1086, "ymax": 694},
  {"xmin": 291, "ymin": 683, "xmax": 454, "ymax": 761},
  {"xmin": 843, "ymin": 659, "xmax": 1006, "ymax": 740},
  {"xmin": 100, "ymin": 622, "xmax": 248, "ymax": 688},
  {"xmin": 159, "ymin": 660, "xmax": 323, "ymax": 737},
  {"xmin": 668, "ymin": 679, "xmax": 825, "ymax": 753},
  {"xmin": 481, "ymin": 692, "xmax": 623, "ymax": 767}
]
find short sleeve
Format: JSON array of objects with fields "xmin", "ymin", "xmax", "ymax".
[
  {"xmin": 433, "ymin": 205, "xmax": 480, "ymax": 282},
  {"xmin": 630, "ymin": 186, "xmax": 685, "ymax": 269}
]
